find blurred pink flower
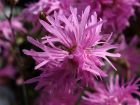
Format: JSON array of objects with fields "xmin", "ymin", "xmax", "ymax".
[
  {"xmin": 25, "ymin": 0, "xmax": 60, "ymax": 15},
  {"xmin": 118, "ymin": 35, "xmax": 140, "ymax": 72},
  {"xmin": 0, "ymin": 18, "xmax": 27, "ymax": 40},
  {"xmin": 99, "ymin": 0, "xmax": 139, "ymax": 33},
  {"xmin": 21, "ymin": 0, "xmax": 61, "ymax": 22},
  {"xmin": 21, "ymin": 0, "xmax": 61, "ymax": 33},
  {"xmin": 84, "ymin": 75, "xmax": 140, "ymax": 105}
]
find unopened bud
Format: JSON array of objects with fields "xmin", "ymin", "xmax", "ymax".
[{"xmin": 39, "ymin": 11, "xmax": 47, "ymax": 21}]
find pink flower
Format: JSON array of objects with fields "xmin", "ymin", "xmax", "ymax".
[
  {"xmin": 23, "ymin": 6, "xmax": 120, "ymax": 94},
  {"xmin": 24, "ymin": 6, "xmax": 120, "ymax": 77},
  {"xmin": 84, "ymin": 75, "xmax": 140, "ymax": 105}
]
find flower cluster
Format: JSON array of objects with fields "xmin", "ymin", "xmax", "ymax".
[{"xmin": 0, "ymin": 0, "xmax": 140, "ymax": 105}]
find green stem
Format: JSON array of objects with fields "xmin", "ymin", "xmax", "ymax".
[{"xmin": 4, "ymin": 5, "xmax": 29, "ymax": 105}]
